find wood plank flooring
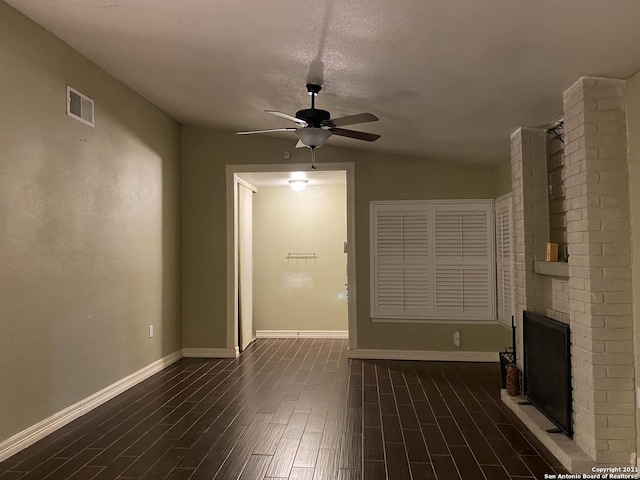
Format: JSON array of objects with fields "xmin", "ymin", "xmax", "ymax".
[{"xmin": 0, "ymin": 338, "xmax": 567, "ymax": 479}]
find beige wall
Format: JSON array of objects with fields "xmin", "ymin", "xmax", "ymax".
[
  {"xmin": 181, "ymin": 126, "xmax": 511, "ymax": 352},
  {"xmin": 354, "ymin": 153, "xmax": 511, "ymax": 350},
  {"xmin": 625, "ymin": 70, "xmax": 640, "ymax": 466},
  {"xmin": 0, "ymin": 2, "xmax": 181, "ymax": 444},
  {"xmin": 494, "ymin": 159, "xmax": 513, "ymax": 197},
  {"xmin": 252, "ymin": 185, "xmax": 348, "ymax": 332}
]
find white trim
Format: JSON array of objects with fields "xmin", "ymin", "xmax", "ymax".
[
  {"xmin": 236, "ymin": 176, "xmax": 258, "ymax": 193},
  {"xmin": 237, "ymin": 178, "xmax": 256, "ymax": 352},
  {"xmin": 495, "ymin": 193, "xmax": 515, "ymax": 328},
  {"xmin": 226, "ymin": 163, "xmax": 357, "ymax": 352},
  {"xmin": 226, "ymin": 170, "xmax": 238, "ymax": 353},
  {"xmin": 495, "ymin": 192, "xmax": 513, "ymax": 203},
  {"xmin": 371, "ymin": 199, "xmax": 495, "ymax": 206},
  {"xmin": 182, "ymin": 347, "xmax": 239, "ymax": 358},
  {"xmin": 371, "ymin": 318, "xmax": 501, "ymax": 325},
  {"xmin": 345, "ymin": 163, "xmax": 357, "ymax": 350},
  {"xmin": 0, "ymin": 350, "xmax": 182, "ymax": 463},
  {"xmin": 256, "ymin": 330, "xmax": 349, "ymax": 339},
  {"xmin": 347, "ymin": 348, "xmax": 499, "ymax": 362}
]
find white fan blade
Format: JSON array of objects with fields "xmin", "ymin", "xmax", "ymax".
[
  {"xmin": 295, "ymin": 140, "xmax": 307, "ymax": 149},
  {"xmin": 266, "ymin": 110, "xmax": 307, "ymax": 126},
  {"xmin": 236, "ymin": 127, "xmax": 297, "ymax": 135}
]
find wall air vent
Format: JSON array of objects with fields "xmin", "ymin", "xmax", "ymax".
[{"xmin": 66, "ymin": 86, "xmax": 94, "ymax": 127}]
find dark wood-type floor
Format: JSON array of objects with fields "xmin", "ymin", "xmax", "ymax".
[{"xmin": 0, "ymin": 338, "xmax": 568, "ymax": 480}]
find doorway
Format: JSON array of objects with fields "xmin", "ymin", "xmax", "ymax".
[{"xmin": 226, "ymin": 163, "xmax": 357, "ymax": 354}]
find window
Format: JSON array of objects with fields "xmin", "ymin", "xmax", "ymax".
[{"xmin": 371, "ymin": 200, "xmax": 495, "ymax": 321}]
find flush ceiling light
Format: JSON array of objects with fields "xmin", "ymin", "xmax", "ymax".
[{"xmin": 288, "ymin": 179, "xmax": 308, "ymax": 192}]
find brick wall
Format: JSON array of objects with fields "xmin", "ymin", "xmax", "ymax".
[
  {"xmin": 508, "ymin": 76, "xmax": 636, "ymax": 468},
  {"xmin": 511, "ymin": 127, "xmax": 549, "ymax": 364},
  {"xmin": 548, "ymin": 132, "xmax": 568, "ymax": 248},
  {"xmin": 511, "ymin": 128, "xmax": 570, "ymax": 326},
  {"xmin": 563, "ymin": 77, "xmax": 635, "ymax": 464},
  {"xmin": 541, "ymin": 130, "xmax": 571, "ymax": 323},
  {"xmin": 540, "ymin": 278, "xmax": 570, "ymax": 324}
]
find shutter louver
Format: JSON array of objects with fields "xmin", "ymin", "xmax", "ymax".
[
  {"xmin": 371, "ymin": 200, "xmax": 496, "ymax": 321},
  {"xmin": 373, "ymin": 207, "xmax": 431, "ymax": 317},
  {"xmin": 497, "ymin": 207, "xmax": 511, "ymax": 262},
  {"xmin": 433, "ymin": 205, "xmax": 494, "ymax": 319},
  {"xmin": 497, "ymin": 267, "xmax": 512, "ymax": 318},
  {"xmin": 435, "ymin": 210, "xmax": 489, "ymax": 259},
  {"xmin": 495, "ymin": 196, "xmax": 514, "ymax": 326},
  {"xmin": 436, "ymin": 265, "xmax": 490, "ymax": 310}
]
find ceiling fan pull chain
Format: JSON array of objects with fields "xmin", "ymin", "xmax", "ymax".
[{"xmin": 311, "ymin": 147, "xmax": 317, "ymax": 170}]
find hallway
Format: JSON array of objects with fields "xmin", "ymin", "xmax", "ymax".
[{"xmin": 0, "ymin": 339, "xmax": 566, "ymax": 479}]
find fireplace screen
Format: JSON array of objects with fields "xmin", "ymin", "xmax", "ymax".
[{"xmin": 523, "ymin": 311, "xmax": 572, "ymax": 437}]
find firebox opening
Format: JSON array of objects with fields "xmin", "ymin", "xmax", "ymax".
[{"xmin": 523, "ymin": 310, "xmax": 573, "ymax": 437}]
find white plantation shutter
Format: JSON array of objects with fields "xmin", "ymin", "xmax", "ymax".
[
  {"xmin": 371, "ymin": 200, "xmax": 496, "ymax": 321},
  {"xmin": 373, "ymin": 205, "xmax": 431, "ymax": 317},
  {"xmin": 495, "ymin": 195, "xmax": 514, "ymax": 326},
  {"xmin": 433, "ymin": 204, "xmax": 495, "ymax": 318}
]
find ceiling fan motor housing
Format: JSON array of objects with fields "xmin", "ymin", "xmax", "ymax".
[{"xmin": 295, "ymin": 108, "xmax": 331, "ymax": 128}]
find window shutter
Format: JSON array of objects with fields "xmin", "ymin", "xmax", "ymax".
[
  {"xmin": 433, "ymin": 204, "xmax": 495, "ymax": 319},
  {"xmin": 372, "ymin": 205, "xmax": 431, "ymax": 318},
  {"xmin": 371, "ymin": 200, "xmax": 496, "ymax": 322},
  {"xmin": 495, "ymin": 195, "xmax": 514, "ymax": 326}
]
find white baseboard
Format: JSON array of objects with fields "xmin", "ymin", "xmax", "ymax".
[
  {"xmin": 182, "ymin": 347, "xmax": 239, "ymax": 358},
  {"xmin": 0, "ymin": 350, "xmax": 183, "ymax": 463},
  {"xmin": 347, "ymin": 348, "xmax": 499, "ymax": 362},
  {"xmin": 255, "ymin": 330, "xmax": 349, "ymax": 339}
]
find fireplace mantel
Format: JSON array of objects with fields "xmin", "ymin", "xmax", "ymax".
[{"xmin": 533, "ymin": 260, "xmax": 568, "ymax": 278}]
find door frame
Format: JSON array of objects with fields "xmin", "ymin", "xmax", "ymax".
[
  {"xmin": 225, "ymin": 162, "xmax": 357, "ymax": 353},
  {"xmin": 237, "ymin": 178, "xmax": 257, "ymax": 352}
]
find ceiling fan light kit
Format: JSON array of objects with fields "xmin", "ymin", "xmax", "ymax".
[
  {"xmin": 237, "ymin": 83, "xmax": 380, "ymax": 165},
  {"xmin": 295, "ymin": 127, "xmax": 332, "ymax": 149}
]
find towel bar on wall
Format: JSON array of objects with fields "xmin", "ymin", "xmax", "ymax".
[
  {"xmin": 286, "ymin": 252, "xmax": 317, "ymax": 264},
  {"xmin": 286, "ymin": 252, "xmax": 317, "ymax": 259}
]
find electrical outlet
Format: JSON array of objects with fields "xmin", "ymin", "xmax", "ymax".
[
  {"xmin": 149, "ymin": 325, "xmax": 154, "ymax": 338},
  {"xmin": 453, "ymin": 331, "xmax": 461, "ymax": 347}
]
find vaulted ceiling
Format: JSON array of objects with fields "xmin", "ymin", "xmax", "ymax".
[{"xmin": 7, "ymin": 0, "xmax": 640, "ymax": 165}]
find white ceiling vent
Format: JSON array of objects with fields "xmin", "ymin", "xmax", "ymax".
[{"xmin": 66, "ymin": 86, "xmax": 94, "ymax": 127}]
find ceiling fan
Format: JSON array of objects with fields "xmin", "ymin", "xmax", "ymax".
[{"xmin": 237, "ymin": 83, "xmax": 380, "ymax": 153}]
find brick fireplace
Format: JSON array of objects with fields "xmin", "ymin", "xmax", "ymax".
[{"xmin": 502, "ymin": 77, "xmax": 636, "ymax": 471}]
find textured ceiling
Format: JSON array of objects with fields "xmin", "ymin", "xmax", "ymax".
[{"xmin": 7, "ymin": 0, "xmax": 640, "ymax": 165}]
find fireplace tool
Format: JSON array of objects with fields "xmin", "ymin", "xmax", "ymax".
[{"xmin": 499, "ymin": 316, "xmax": 518, "ymax": 393}]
